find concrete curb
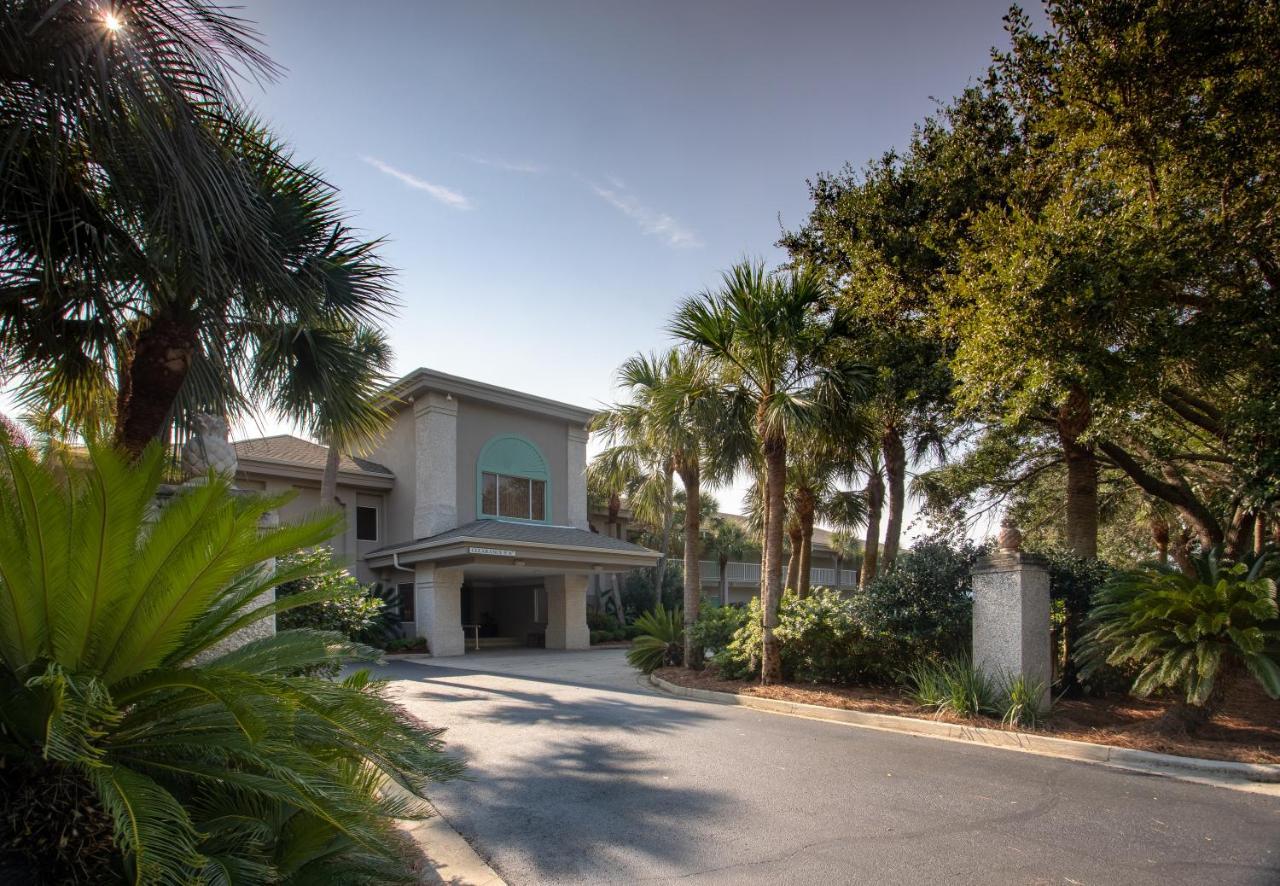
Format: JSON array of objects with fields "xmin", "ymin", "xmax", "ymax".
[
  {"xmin": 649, "ymin": 674, "xmax": 1280, "ymax": 792},
  {"xmin": 387, "ymin": 786, "xmax": 507, "ymax": 885}
]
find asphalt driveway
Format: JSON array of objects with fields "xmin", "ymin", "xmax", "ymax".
[{"xmin": 380, "ymin": 649, "xmax": 1280, "ymax": 885}]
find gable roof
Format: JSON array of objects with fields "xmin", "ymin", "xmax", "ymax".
[
  {"xmin": 234, "ymin": 435, "xmax": 393, "ymax": 477},
  {"xmin": 387, "ymin": 367, "xmax": 596, "ymax": 425}
]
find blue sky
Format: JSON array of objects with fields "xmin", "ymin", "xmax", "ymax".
[{"xmin": 236, "ymin": 0, "xmax": 1027, "ymax": 527}]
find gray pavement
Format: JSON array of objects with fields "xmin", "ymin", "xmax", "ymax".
[{"xmin": 379, "ymin": 649, "xmax": 1280, "ymax": 886}]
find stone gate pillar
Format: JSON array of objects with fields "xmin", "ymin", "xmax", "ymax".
[{"xmin": 971, "ymin": 523, "xmax": 1052, "ymax": 708}]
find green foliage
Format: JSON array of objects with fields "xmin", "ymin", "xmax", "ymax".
[
  {"xmin": 383, "ymin": 635, "xmax": 429, "ymax": 654},
  {"xmin": 0, "ymin": 444, "xmax": 461, "ymax": 883},
  {"xmin": 276, "ymin": 547, "xmax": 392, "ymax": 643},
  {"xmin": 625, "ymin": 604, "xmax": 684, "ymax": 673},
  {"xmin": 689, "ymin": 600, "xmax": 749, "ymax": 655},
  {"xmin": 849, "ymin": 537, "xmax": 980, "ymax": 666},
  {"xmin": 620, "ymin": 564, "xmax": 683, "ymax": 620},
  {"xmin": 904, "ymin": 658, "xmax": 1000, "ymax": 719},
  {"xmin": 1079, "ymin": 551, "xmax": 1280, "ymax": 708},
  {"xmin": 714, "ymin": 591, "xmax": 897, "ymax": 685},
  {"xmin": 1001, "ymin": 674, "xmax": 1048, "ymax": 730}
]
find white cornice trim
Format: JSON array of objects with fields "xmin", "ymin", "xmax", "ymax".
[{"xmin": 388, "ymin": 367, "xmax": 596, "ymax": 425}]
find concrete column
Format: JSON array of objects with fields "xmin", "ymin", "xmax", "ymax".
[
  {"xmin": 414, "ymin": 393, "xmax": 458, "ymax": 539},
  {"xmin": 414, "ymin": 563, "xmax": 465, "ymax": 657},
  {"xmin": 566, "ymin": 424, "xmax": 589, "ymax": 530},
  {"xmin": 972, "ymin": 551, "xmax": 1052, "ymax": 707},
  {"xmin": 545, "ymin": 574, "xmax": 590, "ymax": 649}
]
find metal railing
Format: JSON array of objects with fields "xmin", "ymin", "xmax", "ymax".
[{"xmin": 699, "ymin": 560, "xmax": 856, "ymax": 589}]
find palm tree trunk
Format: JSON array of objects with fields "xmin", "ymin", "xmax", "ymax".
[
  {"xmin": 321, "ymin": 442, "xmax": 341, "ymax": 506},
  {"xmin": 798, "ymin": 526, "xmax": 813, "ymax": 597},
  {"xmin": 1057, "ymin": 389, "xmax": 1098, "ymax": 558},
  {"xmin": 761, "ymin": 429, "xmax": 787, "ymax": 685},
  {"xmin": 785, "ymin": 522, "xmax": 802, "ymax": 596},
  {"xmin": 881, "ymin": 425, "xmax": 907, "ymax": 572},
  {"xmin": 115, "ymin": 315, "xmax": 199, "ymax": 459},
  {"xmin": 1255, "ymin": 512, "xmax": 1267, "ymax": 556},
  {"xmin": 719, "ymin": 555, "xmax": 730, "ymax": 605},
  {"xmin": 678, "ymin": 461, "xmax": 703, "ymax": 670},
  {"xmin": 862, "ymin": 471, "xmax": 884, "ymax": 588},
  {"xmin": 835, "ymin": 553, "xmax": 843, "ymax": 589},
  {"xmin": 654, "ymin": 462, "xmax": 674, "ymax": 611},
  {"xmin": 1151, "ymin": 513, "xmax": 1170, "ymax": 564}
]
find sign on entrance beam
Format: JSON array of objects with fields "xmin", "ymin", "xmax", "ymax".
[{"xmin": 468, "ymin": 546, "xmax": 517, "ymax": 557}]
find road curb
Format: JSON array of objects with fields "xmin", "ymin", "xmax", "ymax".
[
  {"xmin": 388, "ymin": 787, "xmax": 507, "ymax": 885},
  {"xmin": 649, "ymin": 674, "xmax": 1280, "ymax": 791}
]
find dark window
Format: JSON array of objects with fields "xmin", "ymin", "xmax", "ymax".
[
  {"xmin": 398, "ymin": 582, "xmax": 414, "ymax": 622},
  {"xmin": 480, "ymin": 472, "xmax": 547, "ymax": 521},
  {"xmin": 356, "ymin": 505, "xmax": 378, "ymax": 541}
]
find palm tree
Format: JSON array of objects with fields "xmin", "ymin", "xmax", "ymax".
[
  {"xmin": 2, "ymin": 6, "xmax": 396, "ymax": 456},
  {"xmin": 828, "ymin": 527, "xmax": 864, "ymax": 590},
  {"xmin": 253, "ymin": 323, "xmax": 395, "ymax": 508},
  {"xmin": 703, "ymin": 517, "xmax": 754, "ymax": 604},
  {"xmin": 861, "ymin": 452, "xmax": 885, "ymax": 587},
  {"xmin": 785, "ymin": 421, "xmax": 870, "ymax": 597},
  {"xmin": 594, "ymin": 348, "xmax": 749, "ymax": 669},
  {"xmin": 671, "ymin": 261, "xmax": 870, "ymax": 683}
]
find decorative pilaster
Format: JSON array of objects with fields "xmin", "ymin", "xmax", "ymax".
[
  {"xmin": 414, "ymin": 392, "xmax": 458, "ymax": 539},
  {"xmin": 567, "ymin": 423, "xmax": 589, "ymax": 530}
]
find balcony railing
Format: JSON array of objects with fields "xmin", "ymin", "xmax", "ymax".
[{"xmin": 699, "ymin": 561, "xmax": 858, "ymax": 590}]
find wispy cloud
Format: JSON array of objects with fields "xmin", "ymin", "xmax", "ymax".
[
  {"xmin": 464, "ymin": 154, "xmax": 546, "ymax": 174},
  {"xmin": 588, "ymin": 180, "xmax": 702, "ymax": 249},
  {"xmin": 362, "ymin": 156, "xmax": 471, "ymax": 209}
]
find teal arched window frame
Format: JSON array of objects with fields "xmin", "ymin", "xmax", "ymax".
[{"xmin": 476, "ymin": 434, "xmax": 552, "ymax": 524}]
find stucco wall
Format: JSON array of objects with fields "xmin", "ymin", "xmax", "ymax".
[
  {"xmin": 455, "ymin": 399, "xmax": 570, "ymax": 525},
  {"xmin": 366, "ymin": 405, "xmax": 417, "ymax": 547}
]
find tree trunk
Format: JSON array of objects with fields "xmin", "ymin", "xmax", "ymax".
[
  {"xmin": 861, "ymin": 471, "xmax": 884, "ymax": 588},
  {"xmin": 835, "ymin": 553, "xmax": 843, "ymax": 590},
  {"xmin": 1151, "ymin": 513, "xmax": 1170, "ymax": 564},
  {"xmin": 881, "ymin": 425, "xmax": 907, "ymax": 572},
  {"xmin": 114, "ymin": 315, "xmax": 199, "ymax": 460},
  {"xmin": 1256, "ymin": 512, "xmax": 1268, "ymax": 556},
  {"xmin": 678, "ymin": 461, "xmax": 703, "ymax": 670},
  {"xmin": 719, "ymin": 555, "xmax": 729, "ymax": 606},
  {"xmin": 653, "ymin": 463, "xmax": 674, "ymax": 611},
  {"xmin": 761, "ymin": 428, "xmax": 787, "ymax": 685},
  {"xmin": 321, "ymin": 442, "xmax": 341, "ymax": 506},
  {"xmin": 1172, "ymin": 528, "xmax": 1196, "ymax": 575},
  {"xmin": 798, "ymin": 526, "xmax": 813, "ymax": 597},
  {"xmin": 785, "ymin": 521, "xmax": 803, "ymax": 596},
  {"xmin": 1057, "ymin": 389, "xmax": 1098, "ymax": 559},
  {"xmin": 1225, "ymin": 507, "xmax": 1253, "ymax": 559}
]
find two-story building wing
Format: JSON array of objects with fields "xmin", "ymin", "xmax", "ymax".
[{"xmin": 234, "ymin": 367, "xmax": 659, "ymax": 656}]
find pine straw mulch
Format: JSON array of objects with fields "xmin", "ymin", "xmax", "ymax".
[{"xmin": 654, "ymin": 666, "xmax": 1280, "ymax": 765}]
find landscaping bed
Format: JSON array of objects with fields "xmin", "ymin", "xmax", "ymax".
[{"xmin": 655, "ymin": 666, "xmax": 1280, "ymax": 764}]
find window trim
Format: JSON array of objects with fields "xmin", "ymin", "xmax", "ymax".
[
  {"xmin": 355, "ymin": 504, "xmax": 379, "ymax": 542},
  {"xmin": 481, "ymin": 471, "xmax": 547, "ymax": 522}
]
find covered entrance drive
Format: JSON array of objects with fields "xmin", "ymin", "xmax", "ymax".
[{"xmin": 367, "ymin": 519, "xmax": 658, "ymax": 656}]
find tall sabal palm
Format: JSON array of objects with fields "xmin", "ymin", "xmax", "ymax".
[
  {"xmin": 672, "ymin": 261, "xmax": 870, "ymax": 683},
  {"xmin": 828, "ymin": 527, "xmax": 865, "ymax": 589},
  {"xmin": 861, "ymin": 452, "xmax": 886, "ymax": 587},
  {"xmin": 703, "ymin": 516, "xmax": 754, "ymax": 605},
  {"xmin": 595, "ymin": 348, "xmax": 750, "ymax": 668},
  {"xmin": 879, "ymin": 411, "xmax": 948, "ymax": 572},
  {"xmin": 254, "ymin": 323, "xmax": 395, "ymax": 509}
]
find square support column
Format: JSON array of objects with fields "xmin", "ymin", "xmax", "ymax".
[
  {"xmin": 545, "ymin": 574, "xmax": 590, "ymax": 650},
  {"xmin": 972, "ymin": 551, "xmax": 1052, "ymax": 708},
  {"xmin": 414, "ymin": 564, "xmax": 465, "ymax": 657}
]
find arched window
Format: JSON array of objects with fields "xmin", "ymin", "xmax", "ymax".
[{"xmin": 477, "ymin": 435, "xmax": 551, "ymax": 523}]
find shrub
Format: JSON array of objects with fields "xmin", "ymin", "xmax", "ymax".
[
  {"xmin": 850, "ymin": 537, "xmax": 979, "ymax": 671},
  {"xmin": 904, "ymin": 657, "xmax": 1000, "ymax": 718},
  {"xmin": 587, "ymin": 611, "xmax": 621, "ymax": 632},
  {"xmin": 1032, "ymin": 547, "xmax": 1116, "ymax": 692},
  {"xmin": 622, "ymin": 624, "xmax": 642, "ymax": 640},
  {"xmin": 689, "ymin": 599, "xmax": 748, "ymax": 655},
  {"xmin": 277, "ymin": 547, "xmax": 393, "ymax": 643},
  {"xmin": 626, "ymin": 604, "xmax": 684, "ymax": 673},
  {"xmin": 590, "ymin": 630, "xmax": 609, "ymax": 645},
  {"xmin": 620, "ymin": 564, "xmax": 683, "ymax": 621},
  {"xmin": 0, "ymin": 444, "xmax": 462, "ymax": 883},
  {"xmin": 384, "ymin": 635, "xmax": 429, "ymax": 654},
  {"xmin": 1001, "ymin": 674, "xmax": 1049, "ymax": 729},
  {"xmin": 714, "ymin": 592, "xmax": 897, "ymax": 685},
  {"xmin": 1079, "ymin": 550, "xmax": 1280, "ymax": 732}
]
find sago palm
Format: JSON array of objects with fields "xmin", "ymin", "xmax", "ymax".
[
  {"xmin": 1079, "ymin": 550, "xmax": 1280, "ymax": 733},
  {"xmin": 0, "ymin": 442, "xmax": 461, "ymax": 883}
]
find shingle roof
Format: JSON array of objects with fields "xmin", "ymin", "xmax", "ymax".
[
  {"xmin": 369, "ymin": 519, "xmax": 657, "ymax": 557},
  {"xmin": 233, "ymin": 435, "xmax": 393, "ymax": 477}
]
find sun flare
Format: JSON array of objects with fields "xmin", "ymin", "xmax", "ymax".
[{"xmin": 103, "ymin": 11, "xmax": 122, "ymax": 32}]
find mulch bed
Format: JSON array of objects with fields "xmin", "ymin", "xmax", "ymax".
[{"xmin": 654, "ymin": 666, "xmax": 1280, "ymax": 765}]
